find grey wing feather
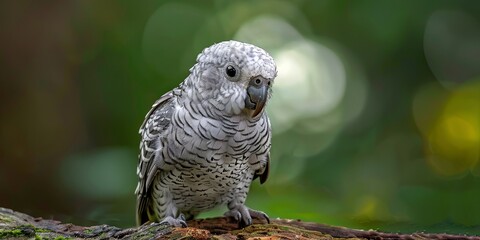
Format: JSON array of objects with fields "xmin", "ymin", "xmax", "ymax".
[
  {"xmin": 254, "ymin": 153, "xmax": 270, "ymax": 184},
  {"xmin": 253, "ymin": 116, "xmax": 271, "ymax": 184},
  {"xmin": 135, "ymin": 91, "xmax": 175, "ymax": 225}
]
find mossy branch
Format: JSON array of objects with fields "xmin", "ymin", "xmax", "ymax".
[{"xmin": 0, "ymin": 207, "xmax": 478, "ymax": 239}]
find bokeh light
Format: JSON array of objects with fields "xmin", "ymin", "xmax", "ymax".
[
  {"xmin": 424, "ymin": 10, "xmax": 480, "ymax": 89},
  {"xmin": 416, "ymin": 80, "xmax": 480, "ymax": 176},
  {"xmin": 269, "ymin": 39, "xmax": 347, "ymax": 134}
]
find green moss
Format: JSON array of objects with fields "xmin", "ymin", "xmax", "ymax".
[
  {"xmin": 0, "ymin": 215, "xmax": 13, "ymax": 223},
  {"xmin": 277, "ymin": 225, "xmax": 292, "ymax": 231},
  {"xmin": 0, "ymin": 226, "xmax": 62, "ymax": 239},
  {"xmin": 98, "ymin": 232, "xmax": 109, "ymax": 238},
  {"xmin": 11, "ymin": 229, "xmax": 22, "ymax": 234},
  {"xmin": 34, "ymin": 227, "xmax": 50, "ymax": 233},
  {"xmin": 0, "ymin": 228, "xmax": 26, "ymax": 238},
  {"xmin": 53, "ymin": 236, "xmax": 71, "ymax": 240}
]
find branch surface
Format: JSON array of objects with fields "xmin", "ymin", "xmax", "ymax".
[{"xmin": 0, "ymin": 207, "xmax": 478, "ymax": 239}]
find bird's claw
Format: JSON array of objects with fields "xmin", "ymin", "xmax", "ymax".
[
  {"xmin": 160, "ymin": 214, "xmax": 187, "ymax": 227},
  {"xmin": 248, "ymin": 208, "xmax": 270, "ymax": 224},
  {"xmin": 224, "ymin": 205, "xmax": 269, "ymax": 227},
  {"xmin": 224, "ymin": 209, "xmax": 242, "ymax": 222}
]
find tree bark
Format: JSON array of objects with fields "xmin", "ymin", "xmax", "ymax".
[{"xmin": 0, "ymin": 207, "xmax": 477, "ymax": 239}]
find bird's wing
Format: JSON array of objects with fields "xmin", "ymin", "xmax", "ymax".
[
  {"xmin": 253, "ymin": 115, "xmax": 271, "ymax": 184},
  {"xmin": 254, "ymin": 153, "xmax": 270, "ymax": 184},
  {"xmin": 135, "ymin": 91, "xmax": 175, "ymax": 225}
]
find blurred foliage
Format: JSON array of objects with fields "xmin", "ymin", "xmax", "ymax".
[{"xmin": 1, "ymin": 0, "xmax": 480, "ymax": 235}]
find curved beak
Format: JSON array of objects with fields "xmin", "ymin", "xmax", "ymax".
[{"xmin": 245, "ymin": 76, "xmax": 270, "ymax": 118}]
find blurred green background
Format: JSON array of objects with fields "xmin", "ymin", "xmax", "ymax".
[{"xmin": 1, "ymin": 0, "xmax": 480, "ymax": 235}]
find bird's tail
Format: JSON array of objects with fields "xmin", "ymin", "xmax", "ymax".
[{"xmin": 136, "ymin": 195, "xmax": 151, "ymax": 226}]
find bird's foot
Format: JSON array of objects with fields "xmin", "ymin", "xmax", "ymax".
[
  {"xmin": 224, "ymin": 205, "xmax": 270, "ymax": 227},
  {"xmin": 160, "ymin": 213, "xmax": 187, "ymax": 227}
]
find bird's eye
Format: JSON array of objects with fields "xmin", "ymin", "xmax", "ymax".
[{"xmin": 226, "ymin": 65, "xmax": 236, "ymax": 77}]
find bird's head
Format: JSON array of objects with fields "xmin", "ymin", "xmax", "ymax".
[{"xmin": 186, "ymin": 40, "xmax": 277, "ymax": 119}]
